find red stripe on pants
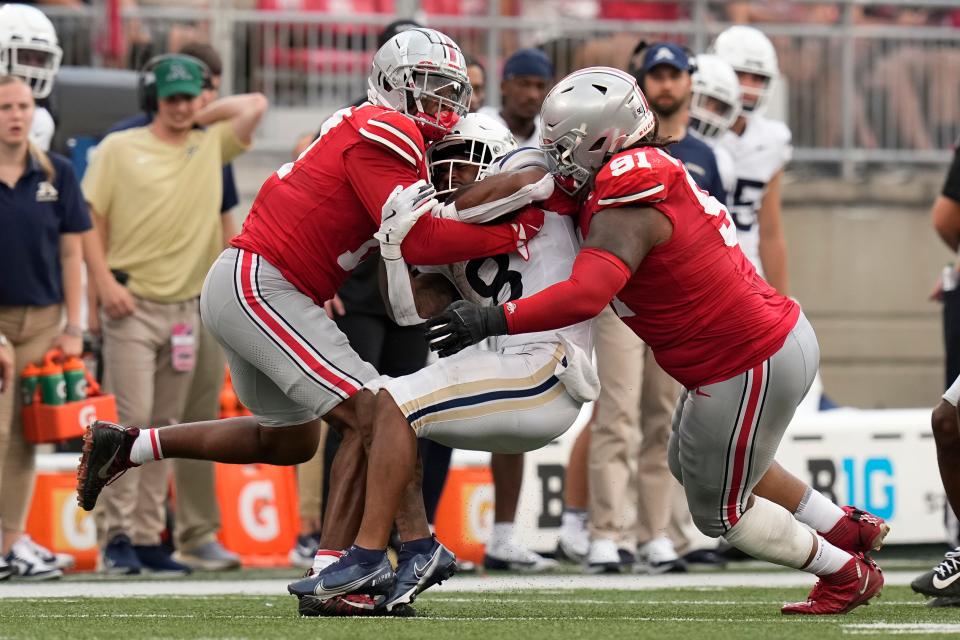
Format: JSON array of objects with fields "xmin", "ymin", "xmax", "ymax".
[
  {"xmin": 238, "ymin": 250, "xmax": 358, "ymax": 397},
  {"xmin": 724, "ymin": 363, "xmax": 765, "ymax": 527}
]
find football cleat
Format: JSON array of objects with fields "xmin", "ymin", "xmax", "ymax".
[
  {"xmin": 76, "ymin": 421, "xmax": 139, "ymax": 511},
  {"xmin": 287, "ymin": 550, "xmax": 395, "ymax": 600},
  {"xmin": 781, "ymin": 553, "xmax": 883, "ymax": 615},
  {"xmin": 0, "ymin": 555, "xmax": 10, "ymax": 581},
  {"xmin": 382, "ymin": 540, "xmax": 458, "ymax": 612},
  {"xmin": 911, "ymin": 547, "xmax": 960, "ymax": 600},
  {"xmin": 822, "ymin": 506, "xmax": 890, "ymax": 554},
  {"xmin": 297, "ymin": 593, "xmax": 415, "ymax": 617},
  {"xmin": 6, "ymin": 538, "xmax": 62, "ymax": 581}
]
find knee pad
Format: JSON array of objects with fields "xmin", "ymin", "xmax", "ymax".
[{"xmin": 723, "ymin": 496, "xmax": 814, "ymax": 569}]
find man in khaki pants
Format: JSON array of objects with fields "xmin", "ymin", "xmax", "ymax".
[
  {"xmin": 585, "ymin": 306, "xmax": 682, "ymax": 573},
  {"xmin": 83, "ymin": 54, "xmax": 266, "ymax": 574}
]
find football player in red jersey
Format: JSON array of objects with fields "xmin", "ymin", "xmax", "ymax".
[
  {"xmin": 75, "ymin": 28, "xmax": 543, "ymax": 592},
  {"xmin": 425, "ymin": 67, "xmax": 884, "ymax": 615}
]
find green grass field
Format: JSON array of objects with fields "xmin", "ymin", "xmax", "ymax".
[{"xmin": 0, "ymin": 586, "xmax": 955, "ymax": 640}]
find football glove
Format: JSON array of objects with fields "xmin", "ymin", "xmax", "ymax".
[
  {"xmin": 424, "ymin": 300, "xmax": 508, "ymax": 357},
  {"xmin": 377, "ymin": 180, "xmax": 441, "ymax": 260}
]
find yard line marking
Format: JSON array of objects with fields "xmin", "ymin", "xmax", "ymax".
[{"xmin": 843, "ymin": 623, "xmax": 960, "ymax": 635}]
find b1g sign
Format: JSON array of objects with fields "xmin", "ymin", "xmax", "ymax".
[
  {"xmin": 775, "ymin": 408, "xmax": 944, "ymax": 544},
  {"xmin": 467, "ymin": 405, "xmax": 947, "ymax": 553}
]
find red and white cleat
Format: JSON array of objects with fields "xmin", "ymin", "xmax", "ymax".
[
  {"xmin": 822, "ymin": 506, "xmax": 890, "ymax": 554},
  {"xmin": 782, "ymin": 553, "xmax": 884, "ymax": 615}
]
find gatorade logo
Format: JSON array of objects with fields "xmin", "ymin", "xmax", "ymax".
[
  {"xmin": 78, "ymin": 405, "xmax": 97, "ymax": 428},
  {"xmin": 60, "ymin": 491, "xmax": 96, "ymax": 550},
  {"xmin": 238, "ymin": 480, "xmax": 279, "ymax": 542},
  {"xmin": 465, "ymin": 483, "xmax": 494, "ymax": 543}
]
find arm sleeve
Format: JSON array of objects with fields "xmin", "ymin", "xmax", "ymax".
[
  {"xmin": 944, "ymin": 146, "xmax": 960, "ymax": 204},
  {"xmin": 400, "ymin": 211, "xmax": 529, "ymax": 266},
  {"xmin": 80, "ymin": 136, "xmax": 114, "ymax": 219},
  {"xmin": 503, "ymin": 248, "xmax": 631, "ymax": 334},
  {"xmin": 56, "ymin": 159, "xmax": 92, "ymax": 233}
]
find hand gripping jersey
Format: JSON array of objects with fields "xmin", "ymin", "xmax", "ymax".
[
  {"xmin": 233, "ymin": 104, "xmax": 528, "ymax": 306},
  {"xmin": 718, "ymin": 115, "xmax": 792, "ymax": 272},
  {"xmin": 421, "ymin": 209, "xmax": 598, "ymax": 402},
  {"xmin": 581, "ymin": 146, "xmax": 799, "ymax": 389}
]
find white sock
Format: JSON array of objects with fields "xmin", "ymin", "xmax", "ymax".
[
  {"xmin": 803, "ymin": 535, "xmax": 852, "ymax": 576},
  {"xmin": 129, "ymin": 429, "xmax": 163, "ymax": 465},
  {"xmin": 490, "ymin": 522, "xmax": 514, "ymax": 548},
  {"xmin": 795, "ymin": 487, "xmax": 845, "ymax": 533},
  {"xmin": 560, "ymin": 509, "xmax": 587, "ymax": 533}
]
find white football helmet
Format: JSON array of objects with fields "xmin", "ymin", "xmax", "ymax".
[
  {"xmin": 689, "ymin": 54, "xmax": 741, "ymax": 142},
  {"xmin": 0, "ymin": 4, "xmax": 62, "ymax": 99},
  {"xmin": 709, "ymin": 25, "xmax": 778, "ymax": 115},
  {"xmin": 428, "ymin": 112, "xmax": 517, "ymax": 197},
  {"xmin": 539, "ymin": 66, "xmax": 656, "ymax": 194},
  {"xmin": 367, "ymin": 28, "xmax": 471, "ymax": 142}
]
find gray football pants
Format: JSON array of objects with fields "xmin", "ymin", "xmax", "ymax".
[{"xmin": 667, "ymin": 312, "xmax": 819, "ymax": 538}]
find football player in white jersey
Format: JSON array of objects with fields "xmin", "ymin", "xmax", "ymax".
[
  {"xmin": 0, "ymin": 4, "xmax": 62, "ymax": 151},
  {"xmin": 289, "ymin": 113, "xmax": 599, "ymax": 612},
  {"xmin": 712, "ymin": 25, "xmax": 791, "ymax": 295},
  {"xmin": 689, "ymin": 53, "xmax": 741, "ymax": 199}
]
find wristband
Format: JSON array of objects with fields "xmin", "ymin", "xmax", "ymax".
[{"xmin": 64, "ymin": 324, "xmax": 84, "ymax": 338}]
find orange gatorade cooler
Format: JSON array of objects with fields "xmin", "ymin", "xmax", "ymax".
[{"xmin": 433, "ymin": 466, "xmax": 494, "ymax": 565}]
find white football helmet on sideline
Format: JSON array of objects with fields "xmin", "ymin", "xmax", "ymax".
[
  {"xmin": 709, "ymin": 25, "xmax": 778, "ymax": 115},
  {"xmin": 428, "ymin": 112, "xmax": 518, "ymax": 197},
  {"xmin": 367, "ymin": 27, "xmax": 472, "ymax": 142},
  {"xmin": 689, "ymin": 54, "xmax": 742, "ymax": 141},
  {"xmin": 539, "ymin": 66, "xmax": 656, "ymax": 194},
  {"xmin": 0, "ymin": 4, "xmax": 62, "ymax": 99}
]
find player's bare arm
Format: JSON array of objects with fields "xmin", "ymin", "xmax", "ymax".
[
  {"xmin": 757, "ymin": 169, "xmax": 789, "ymax": 295},
  {"xmin": 932, "ymin": 195, "xmax": 960, "ymax": 252},
  {"xmin": 584, "ymin": 205, "xmax": 673, "ymax": 273}
]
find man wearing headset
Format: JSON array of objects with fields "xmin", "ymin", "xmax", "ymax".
[
  {"xmin": 82, "ymin": 54, "xmax": 267, "ymax": 576},
  {"xmin": 99, "ymin": 43, "xmax": 244, "ymax": 574}
]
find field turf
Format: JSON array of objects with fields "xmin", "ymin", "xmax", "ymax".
[{"xmin": 0, "ymin": 585, "xmax": 956, "ymax": 640}]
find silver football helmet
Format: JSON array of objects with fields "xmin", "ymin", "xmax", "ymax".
[
  {"xmin": 709, "ymin": 25, "xmax": 779, "ymax": 115},
  {"xmin": 367, "ymin": 27, "xmax": 472, "ymax": 142},
  {"xmin": 0, "ymin": 4, "xmax": 61, "ymax": 99},
  {"xmin": 689, "ymin": 54, "xmax": 741, "ymax": 141},
  {"xmin": 539, "ymin": 66, "xmax": 656, "ymax": 194},
  {"xmin": 428, "ymin": 112, "xmax": 518, "ymax": 197}
]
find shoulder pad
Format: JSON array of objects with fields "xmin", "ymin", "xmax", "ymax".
[
  {"xmin": 358, "ymin": 110, "xmax": 426, "ymax": 167},
  {"xmin": 594, "ymin": 147, "xmax": 678, "ymax": 210}
]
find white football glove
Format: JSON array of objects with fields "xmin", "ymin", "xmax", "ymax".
[{"xmin": 377, "ymin": 180, "xmax": 440, "ymax": 260}]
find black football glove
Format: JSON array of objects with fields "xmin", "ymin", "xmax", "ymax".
[{"xmin": 424, "ymin": 300, "xmax": 508, "ymax": 357}]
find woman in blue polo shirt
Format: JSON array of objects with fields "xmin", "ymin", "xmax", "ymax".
[{"xmin": 0, "ymin": 75, "xmax": 89, "ymax": 581}]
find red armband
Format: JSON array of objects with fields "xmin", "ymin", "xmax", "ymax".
[{"xmin": 503, "ymin": 248, "xmax": 631, "ymax": 334}]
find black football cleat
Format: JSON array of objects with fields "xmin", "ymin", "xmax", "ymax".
[
  {"xmin": 382, "ymin": 539, "xmax": 457, "ymax": 613},
  {"xmin": 287, "ymin": 550, "xmax": 395, "ymax": 600},
  {"xmin": 76, "ymin": 421, "xmax": 139, "ymax": 511}
]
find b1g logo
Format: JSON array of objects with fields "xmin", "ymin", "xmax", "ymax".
[{"xmin": 807, "ymin": 457, "xmax": 894, "ymax": 519}]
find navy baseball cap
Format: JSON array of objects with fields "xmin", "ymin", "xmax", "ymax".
[
  {"xmin": 640, "ymin": 42, "xmax": 692, "ymax": 74},
  {"xmin": 503, "ymin": 48, "xmax": 554, "ymax": 80}
]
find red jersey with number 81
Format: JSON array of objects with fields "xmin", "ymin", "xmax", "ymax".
[{"xmin": 581, "ymin": 146, "xmax": 800, "ymax": 389}]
